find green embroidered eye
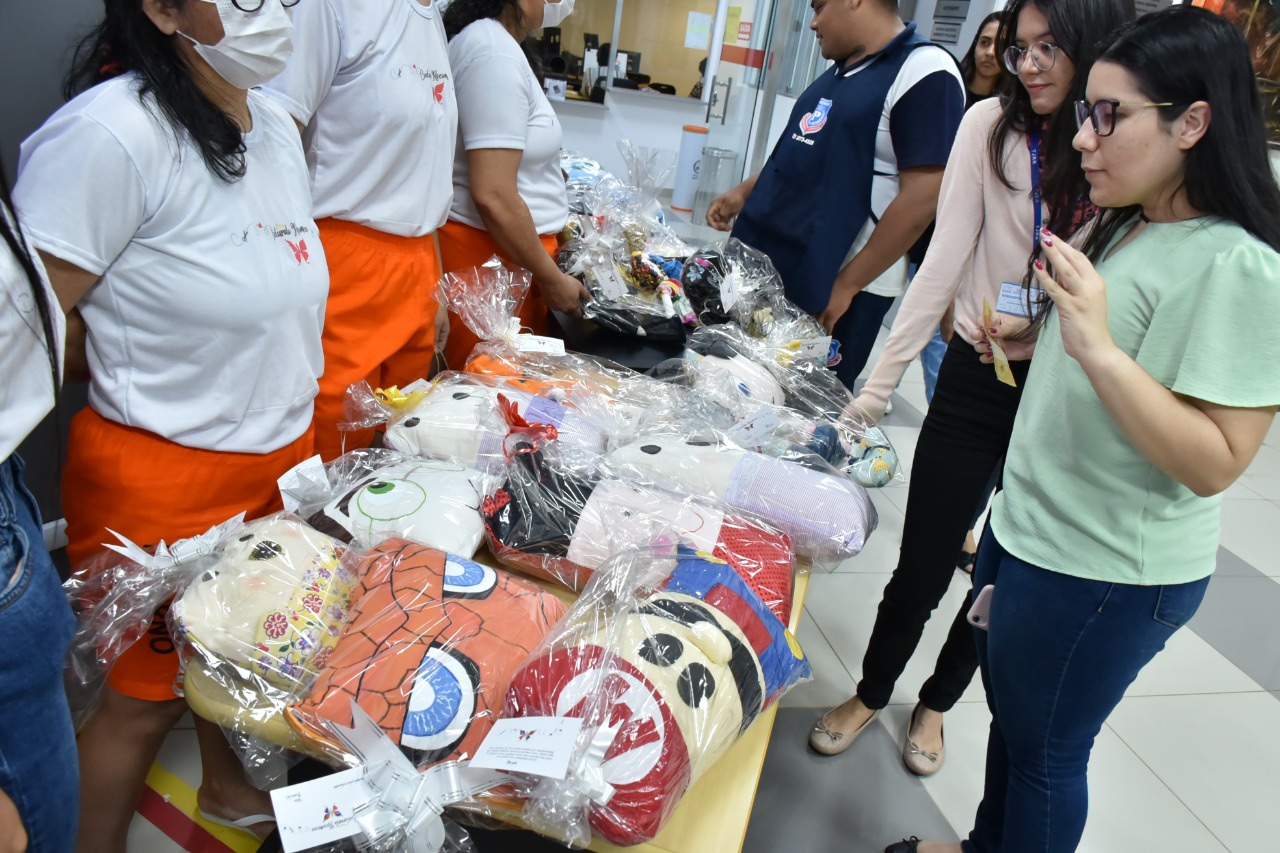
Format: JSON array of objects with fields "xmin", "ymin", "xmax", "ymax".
[{"xmin": 367, "ymin": 481, "xmax": 395, "ymax": 495}]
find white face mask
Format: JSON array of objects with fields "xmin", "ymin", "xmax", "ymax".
[
  {"xmin": 542, "ymin": 0, "xmax": 575, "ymax": 28},
  {"xmin": 180, "ymin": 0, "xmax": 294, "ymax": 90}
]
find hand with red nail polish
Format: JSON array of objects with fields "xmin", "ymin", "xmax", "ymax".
[{"xmin": 1033, "ymin": 228, "xmax": 1115, "ymax": 367}]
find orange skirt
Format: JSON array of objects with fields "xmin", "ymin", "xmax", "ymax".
[
  {"xmin": 63, "ymin": 408, "xmax": 315, "ymax": 701},
  {"xmin": 312, "ymin": 219, "xmax": 441, "ymax": 461},
  {"xmin": 437, "ymin": 219, "xmax": 559, "ymax": 370}
]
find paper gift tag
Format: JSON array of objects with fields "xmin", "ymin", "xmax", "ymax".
[
  {"xmin": 982, "ymin": 299, "xmax": 1018, "ymax": 388},
  {"xmin": 271, "ymin": 767, "xmax": 375, "ymax": 853},
  {"xmin": 593, "ymin": 263, "xmax": 628, "ymax": 300},
  {"xmin": 726, "ymin": 406, "xmax": 781, "ymax": 450},
  {"xmin": 469, "ymin": 716, "xmax": 584, "ymax": 779},
  {"xmin": 720, "ymin": 271, "xmax": 741, "ymax": 311}
]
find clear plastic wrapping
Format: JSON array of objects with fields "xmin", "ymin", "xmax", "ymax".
[
  {"xmin": 168, "ymin": 514, "xmax": 358, "ymax": 758},
  {"xmin": 342, "ymin": 372, "xmax": 610, "ymax": 476},
  {"xmin": 284, "ymin": 540, "xmax": 569, "ymax": 772},
  {"xmin": 490, "ymin": 546, "xmax": 811, "ymax": 847},
  {"xmin": 63, "ymin": 515, "xmax": 248, "ymax": 727},
  {"xmin": 481, "ymin": 429, "xmax": 797, "ymax": 624},
  {"xmin": 280, "ymin": 448, "xmax": 488, "ymax": 558},
  {"xmin": 604, "ymin": 432, "xmax": 878, "ymax": 565},
  {"xmin": 673, "ymin": 323, "xmax": 904, "ymax": 488},
  {"xmin": 679, "ymin": 238, "xmax": 827, "ymax": 346}
]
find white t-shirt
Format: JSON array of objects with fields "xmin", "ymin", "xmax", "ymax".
[
  {"xmin": 840, "ymin": 47, "xmax": 964, "ymax": 298},
  {"xmin": 15, "ymin": 75, "xmax": 328, "ymax": 454},
  {"xmin": 0, "ymin": 212, "xmax": 64, "ymax": 461},
  {"xmin": 262, "ymin": 0, "xmax": 458, "ymax": 237},
  {"xmin": 447, "ymin": 18, "xmax": 569, "ymax": 235}
]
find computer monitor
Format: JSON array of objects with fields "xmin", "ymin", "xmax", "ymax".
[
  {"xmin": 583, "ymin": 33, "xmax": 599, "ymax": 53},
  {"xmin": 624, "ymin": 51, "xmax": 641, "ymax": 76}
]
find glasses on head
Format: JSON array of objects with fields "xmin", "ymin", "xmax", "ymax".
[
  {"xmin": 1074, "ymin": 99, "xmax": 1176, "ymax": 137},
  {"xmin": 1003, "ymin": 41, "xmax": 1059, "ymax": 74},
  {"xmin": 230, "ymin": 0, "xmax": 301, "ymax": 12}
]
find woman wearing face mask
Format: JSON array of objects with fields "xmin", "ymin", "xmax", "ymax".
[
  {"xmin": 439, "ymin": 0, "xmax": 590, "ymax": 368},
  {"xmin": 809, "ymin": 0, "xmax": 1133, "ymax": 778},
  {"xmin": 888, "ymin": 7, "xmax": 1280, "ymax": 852},
  {"xmin": 14, "ymin": 0, "xmax": 327, "ymax": 848},
  {"xmin": 262, "ymin": 0, "xmax": 459, "ymax": 461},
  {"xmin": 0, "ymin": 160, "xmax": 76, "ymax": 853}
]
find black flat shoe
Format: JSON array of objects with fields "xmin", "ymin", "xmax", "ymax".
[{"xmin": 884, "ymin": 838, "xmax": 922, "ymax": 853}]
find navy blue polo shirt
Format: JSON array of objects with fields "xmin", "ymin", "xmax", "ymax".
[{"xmin": 732, "ymin": 23, "xmax": 964, "ymax": 314}]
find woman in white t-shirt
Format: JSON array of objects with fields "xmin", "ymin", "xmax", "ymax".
[
  {"xmin": 14, "ymin": 1, "xmax": 327, "ymax": 848},
  {"xmin": 263, "ymin": 0, "xmax": 460, "ymax": 461},
  {"xmin": 439, "ymin": 0, "xmax": 591, "ymax": 368},
  {"xmin": 0, "ymin": 164, "xmax": 77, "ymax": 853}
]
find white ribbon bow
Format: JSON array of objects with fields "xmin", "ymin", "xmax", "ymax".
[
  {"xmin": 102, "ymin": 512, "xmax": 247, "ymax": 571},
  {"xmin": 329, "ymin": 701, "xmax": 507, "ymax": 853},
  {"xmin": 572, "ymin": 720, "xmax": 622, "ymax": 806}
]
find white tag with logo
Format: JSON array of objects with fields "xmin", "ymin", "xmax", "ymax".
[
  {"xmin": 727, "ymin": 406, "xmax": 781, "ymax": 449},
  {"xmin": 996, "ymin": 282, "xmax": 1045, "ymax": 318},
  {"xmin": 720, "ymin": 271, "xmax": 741, "ymax": 311},
  {"xmin": 593, "ymin": 263, "xmax": 628, "ymax": 299},
  {"xmin": 271, "ymin": 767, "xmax": 373, "ymax": 852},
  {"xmin": 469, "ymin": 716, "xmax": 584, "ymax": 779},
  {"xmin": 277, "ymin": 455, "xmax": 326, "ymax": 513},
  {"xmin": 514, "ymin": 334, "xmax": 567, "ymax": 356},
  {"xmin": 793, "ymin": 336, "xmax": 833, "ymax": 359}
]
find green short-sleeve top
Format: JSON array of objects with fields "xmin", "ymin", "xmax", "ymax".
[{"xmin": 991, "ymin": 217, "xmax": 1280, "ymax": 585}]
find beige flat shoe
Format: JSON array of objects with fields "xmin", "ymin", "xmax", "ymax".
[
  {"xmin": 902, "ymin": 702, "xmax": 945, "ymax": 776},
  {"xmin": 808, "ymin": 706, "xmax": 880, "ymax": 756}
]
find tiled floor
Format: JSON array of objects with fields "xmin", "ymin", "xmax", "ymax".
[{"xmin": 129, "ymin": 332, "xmax": 1280, "ymax": 852}]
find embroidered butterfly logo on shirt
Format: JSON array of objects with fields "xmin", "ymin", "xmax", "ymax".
[
  {"xmin": 286, "ymin": 239, "xmax": 310, "ymax": 264},
  {"xmin": 799, "ymin": 98, "xmax": 833, "ymax": 136},
  {"xmin": 434, "ymin": 82, "xmax": 446, "ymax": 105}
]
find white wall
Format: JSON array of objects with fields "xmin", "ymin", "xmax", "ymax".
[{"xmin": 555, "ymin": 89, "xmax": 707, "ymax": 185}]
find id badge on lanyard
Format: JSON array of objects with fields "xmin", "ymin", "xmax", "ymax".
[{"xmin": 1030, "ymin": 130, "xmax": 1043, "ymax": 252}]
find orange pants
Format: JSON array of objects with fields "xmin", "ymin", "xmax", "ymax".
[
  {"xmin": 438, "ymin": 219, "xmax": 559, "ymax": 370},
  {"xmin": 63, "ymin": 407, "xmax": 315, "ymax": 701},
  {"xmin": 313, "ymin": 219, "xmax": 441, "ymax": 461}
]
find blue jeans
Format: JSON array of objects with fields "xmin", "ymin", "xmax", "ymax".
[
  {"xmin": 921, "ymin": 327, "xmax": 947, "ymax": 403},
  {"xmin": 964, "ymin": 527, "xmax": 1209, "ymax": 853},
  {"xmin": 0, "ymin": 453, "xmax": 79, "ymax": 852}
]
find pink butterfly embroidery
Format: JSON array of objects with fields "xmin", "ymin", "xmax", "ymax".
[
  {"xmin": 286, "ymin": 239, "xmax": 310, "ymax": 264},
  {"xmin": 434, "ymin": 82, "xmax": 446, "ymax": 104}
]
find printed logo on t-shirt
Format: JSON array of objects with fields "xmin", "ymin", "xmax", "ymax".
[
  {"xmin": 231, "ymin": 221, "xmax": 316, "ymax": 264},
  {"xmin": 799, "ymin": 98, "xmax": 832, "ymax": 136}
]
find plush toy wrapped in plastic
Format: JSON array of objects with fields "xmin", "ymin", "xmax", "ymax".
[
  {"xmin": 279, "ymin": 448, "xmax": 488, "ymax": 558},
  {"xmin": 284, "ymin": 539, "xmax": 568, "ymax": 773},
  {"xmin": 487, "ymin": 546, "xmax": 810, "ymax": 847},
  {"xmin": 165, "ymin": 514, "xmax": 360, "ymax": 761},
  {"xmin": 665, "ymin": 323, "xmax": 903, "ymax": 488},
  {"xmin": 342, "ymin": 371, "xmax": 611, "ymax": 476},
  {"xmin": 680, "ymin": 238, "xmax": 828, "ymax": 347},
  {"xmin": 482, "ymin": 421, "xmax": 797, "ymax": 622},
  {"xmin": 604, "ymin": 431, "xmax": 878, "ymax": 565},
  {"xmin": 63, "ymin": 515, "xmax": 250, "ymax": 727}
]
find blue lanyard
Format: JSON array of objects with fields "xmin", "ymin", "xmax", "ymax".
[{"xmin": 1029, "ymin": 130, "xmax": 1043, "ymax": 251}]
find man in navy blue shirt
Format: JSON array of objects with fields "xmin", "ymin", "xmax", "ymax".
[{"xmin": 708, "ymin": 0, "xmax": 964, "ymax": 389}]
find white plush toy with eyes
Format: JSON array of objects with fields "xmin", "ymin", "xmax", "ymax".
[
  {"xmin": 606, "ymin": 435, "xmax": 877, "ymax": 561},
  {"xmin": 385, "ymin": 381, "xmax": 608, "ymax": 471},
  {"xmin": 310, "ymin": 460, "xmax": 486, "ymax": 557}
]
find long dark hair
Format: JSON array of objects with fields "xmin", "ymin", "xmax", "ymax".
[
  {"xmin": 1, "ymin": 164, "xmax": 61, "ymax": 405},
  {"xmin": 66, "ymin": 0, "xmax": 247, "ymax": 182},
  {"xmin": 960, "ymin": 12, "xmax": 1006, "ymax": 90},
  {"xmin": 1080, "ymin": 5, "xmax": 1280, "ymax": 262},
  {"xmin": 443, "ymin": 0, "xmax": 544, "ymax": 78},
  {"xmin": 989, "ymin": 0, "xmax": 1134, "ymax": 233}
]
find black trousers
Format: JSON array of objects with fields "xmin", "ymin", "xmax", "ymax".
[{"xmin": 855, "ymin": 336, "xmax": 1030, "ymax": 712}]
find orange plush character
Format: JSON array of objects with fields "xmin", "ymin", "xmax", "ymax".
[{"xmin": 285, "ymin": 540, "xmax": 567, "ymax": 768}]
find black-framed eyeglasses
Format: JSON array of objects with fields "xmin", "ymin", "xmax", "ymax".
[
  {"xmin": 230, "ymin": 0, "xmax": 301, "ymax": 12},
  {"xmin": 1003, "ymin": 41, "xmax": 1060, "ymax": 74},
  {"xmin": 1074, "ymin": 98, "xmax": 1176, "ymax": 137}
]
